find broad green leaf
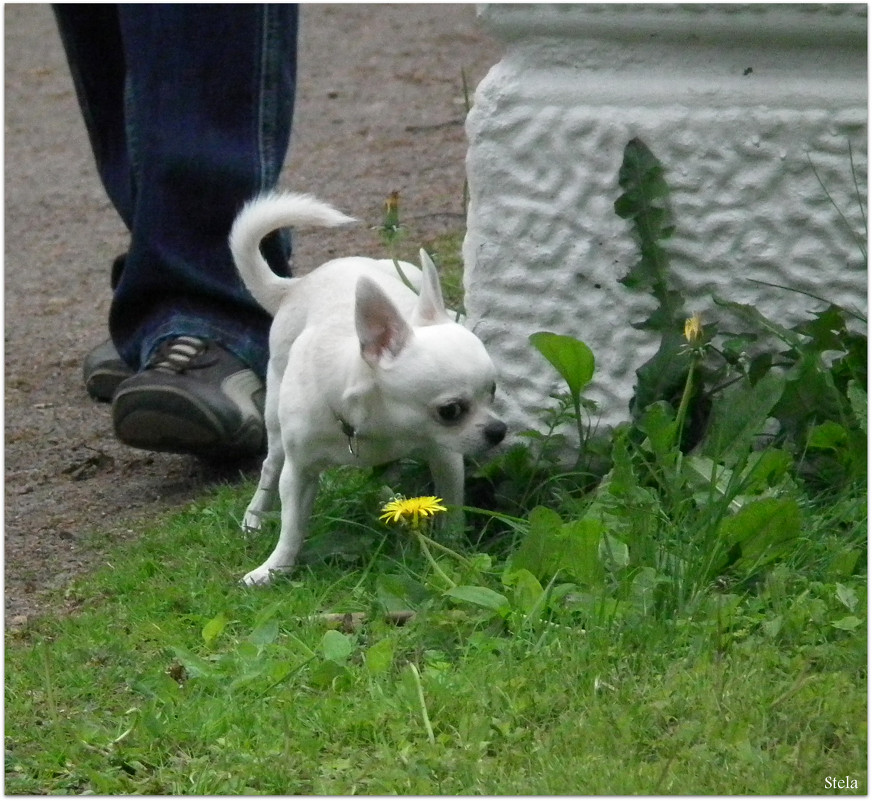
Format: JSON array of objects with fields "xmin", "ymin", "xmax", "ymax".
[
  {"xmin": 364, "ymin": 638, "xmax": 395, "ymax": 676},
  {"xmin": 229, "ymin": 662, "xmax": 272, "ymax": 692},
  {"xmin": 507, "ymin": 506, "xmax": 564, "ymax": 578},
  {"xmin": 792, "ymin": 304, "xmax": 849, "ymax": 353},
  {"xmin": 267, "ymin": 661, "xmax": 293, "ymax": 684},
  {"xmin": 468, "ymin": 552, "xmax": 493, "ymax": 573},
  {"xmin": 559, "ymin": 518, "xmax": 606, "ymax": 586},
  {"xmin": 201, "ymin": 612, "xmax": 228, "ymax": 648},
  {"xmin": 702, "ymin": 372, "xmax": 786, "ymax": 465},
  {"xmin": 630, "ymin": 567, "xmax": 664, "ymax": 615},
  {"xmin": 685, "ymin": 449, "xmax": 794, "ymax": 507},
  {"xmin": 831, "ymin": 615, "xmax": 862, "ymax": 632},
  {"xmin": 376, "ymin": 573, "xmax": 432, "ymax": 612},
  {"xmin": 529, "ymin": 332, "xmax": 595, "ymax": 402},
  {"xmin": 502, "ymin": 568, "xmax": 545, "ymax": 616},
  {"xmin": 826, "ymin": 548, "xmax": 860, "ymax": 581},
  {"xmin": 319, "ymin": 630, "xmax": 354, "ymax": 664},
  {"xmin": 599, "ymin": 533, "xmax": 630, "ymax": 571},
  {"xmin": 807, "ymin": 420, "xmax": 848, "ymax": 451},
  {"xmin": 508, "ymin": 508, "xmax": 605, "ymax": 586},
  {"xmin": 835, "ymin": 583, "xmax": 858, "ymax": 613},
  {"xmin": 171, "ymin": 646, "xmax": 215, "ymax": 680},
  {"xmin": 741, "ymin": 449, "xmax": 795, "ymax": 492},
  {"xmin": 445, "ymin": 585, "xmax": 511, "ymax": 617},
  {"xmin": 309, "ymin": 659, "xmax": 350, "ymax": 689},
  {"xmin": 713, "ymin": 297, "xmax": 804, "ymax": 349},
  {"xmin": 248, "ymin": 619, "xmax": 280, "ymax": 650},
  {"xmin": 684, "ymin": 455, "xmax": 734, "ymax": 498},
  {"xmin": 762, "ymin": 615, "xmax": 783, "ymax": 638},
  {"xmin": 235, "ymin": 641, "xmax": 260, "ymax": 661},
  {"xmin": 630, "ymin": 333, "xmax": 689, "ymax": 416},
  {"xmin": 715, "ymin": 497, "xmax": 801, "ymax": 575},
  {"xmin": 771, "ymin": 352, "xmax": 844, "ymax": 440},
  {"xmin": 638, "ymin": 401, "xmax": 678, "ymax": 462},
  {"xmin": 253, "ymin": 599, "xmax": 284, "ymax": 629}
]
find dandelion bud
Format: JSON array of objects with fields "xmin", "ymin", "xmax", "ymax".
[
  {"xmin": 383, "ymin": 191, "xmax": 400, "ymax": 230},
  {"xmin": 684, "ymin": 312, "xmax": 703, "ymax": 345}
]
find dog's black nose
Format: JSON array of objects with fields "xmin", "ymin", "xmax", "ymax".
[{"xmin": 484, "ymin": 420, "xmax": 507, "ymax": 446}]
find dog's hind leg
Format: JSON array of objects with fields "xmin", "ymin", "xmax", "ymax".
[
  {"xmin": 242, "ymin": 459, "xmax": 317, "ymax": 586},
  {"xmin": 242, "ymin": 364, "xmax": 283, "ymax": 532}
]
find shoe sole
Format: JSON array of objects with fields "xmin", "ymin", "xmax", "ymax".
[
  {"xmin": 85, "ymin": 366, "xmax": 133, "ymax": 403},
  {"xmin": 113, "ymin": 384, "xmax": 264, "ymax": 458}
]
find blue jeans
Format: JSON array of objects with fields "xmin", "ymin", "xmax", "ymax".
[{"xmin": 53, "ymin": 4, "xmax": 298, "ymax": 377}]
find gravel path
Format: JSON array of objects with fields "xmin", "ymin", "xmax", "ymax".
[{"xmin": 4, "ymin": 4, "xmax": 502, "ymax": 623}]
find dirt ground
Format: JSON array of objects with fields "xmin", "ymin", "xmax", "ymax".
[{"xmin": 4, "ymin": 4, "xmax": 503, "ymax": 624}]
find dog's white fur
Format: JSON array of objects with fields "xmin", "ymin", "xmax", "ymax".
[{"xmin": 229, "ymin": 192, "xmax": 506, "ymax": 586}]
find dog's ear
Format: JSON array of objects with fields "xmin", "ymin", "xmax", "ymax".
[
  {"xmin": 411, "ymin": 249, "xmax": 450, "ymax": 326},
  {"xmin": 356, "ymin": 277, "xmax": 413, "ymax": 366}
]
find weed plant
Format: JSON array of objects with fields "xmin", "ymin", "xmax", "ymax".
[{"xmin": 5, "ymin": 142, "xmax": 866, "ymax": 795}]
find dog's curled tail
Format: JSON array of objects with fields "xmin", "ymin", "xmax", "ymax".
[{"xmin": 229, "ymin": 191, "xmax": 356, "ymax": 315}]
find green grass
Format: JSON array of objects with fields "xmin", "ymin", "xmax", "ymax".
[
  {"xmin": 6, "ymin": 140, "xmax": 868, "ymax": 793},
  {"xmin": 5, "ymin": 466, "xmax": 866, "ymax": 795}
]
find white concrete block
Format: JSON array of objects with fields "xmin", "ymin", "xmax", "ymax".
[{"xmin": 464, "ymin": 3, "xmax": 867, "ymax": 437}]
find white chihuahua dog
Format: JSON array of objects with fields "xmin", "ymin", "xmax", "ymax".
[{"xmin": 229, "ymin": 192, "xmax": 506, "ymax": 586}]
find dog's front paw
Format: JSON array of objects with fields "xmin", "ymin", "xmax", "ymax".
[
  {"xmin": 241, "ymin": 565, "xmax": 274, "ymax": 586},
  {"xmin": 241, "ymin": 563, "xmax": 289, "ymax": 587}
]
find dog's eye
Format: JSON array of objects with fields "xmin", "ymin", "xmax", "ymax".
[
  {"xmin": 490, "ymin": 382, "xmax": 497, "ymax": 400},
  {"xmin": 437, "ymin": 401, "xmax": 467, "ymax": 424}
]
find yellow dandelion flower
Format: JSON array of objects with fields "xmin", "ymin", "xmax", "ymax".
[
  {"xmin": 684, "ymin": 312, "xmax": 703, "ymax": 345},
  {"xmin": 379, "ymin": 496, "xmax": 447, "ymax": 529}
]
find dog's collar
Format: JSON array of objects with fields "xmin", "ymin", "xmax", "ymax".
[{"xmin": 335, "ymin": 413, "xmax": 359, "ymax": 458}]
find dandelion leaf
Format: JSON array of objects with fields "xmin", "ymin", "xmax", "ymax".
[
  {"xmin": 702, "ymin": 371, "xmax": 786, "ymax": 466},
  {"xmin": 508, "ymin": 507, "xmax": 604, "ymax": 586},
  {"xmin": 714, "ymin": 497, "xmax": 801, "ymax": 576}
]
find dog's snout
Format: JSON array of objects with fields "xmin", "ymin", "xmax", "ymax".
[{"xmin": 484, "ymin": 419, "xmax": 507, "ymax": 447}]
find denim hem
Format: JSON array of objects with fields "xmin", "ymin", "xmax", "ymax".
[{"xmin": 124, "ymin": 313, "xmax": 269, "ymax": 379}]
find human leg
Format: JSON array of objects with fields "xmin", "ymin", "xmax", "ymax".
[
  {"xmin": 52, "ymin": 4, "xmax": 135, "ymax": 225},
  {"xmin": 110, "ymin": 3, "xmax": 298, "ymax": 376},
  {"xmin": 55, "ymin": 4, "xmax": 299, "ymax": 456}
]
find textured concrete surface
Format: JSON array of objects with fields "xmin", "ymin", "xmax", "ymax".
[{"xmin": 464, "ymin": 3, "xmax": 867, "ymax": 435}]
